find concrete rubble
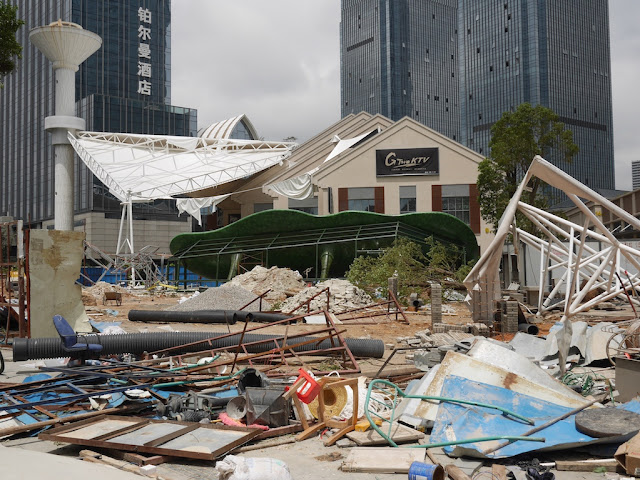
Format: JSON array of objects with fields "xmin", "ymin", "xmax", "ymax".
[{"xmin": 279, "ymin": 278, "xmax": 374, "ymax": 314}]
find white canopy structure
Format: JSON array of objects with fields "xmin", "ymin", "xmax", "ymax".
[
  {"xmin": 69, "ymin": 131, "xmax": 295, "ymax": 202},
  {"xmin": 69, "ymin": 130, "xmax": 295, "ymax": 266}
]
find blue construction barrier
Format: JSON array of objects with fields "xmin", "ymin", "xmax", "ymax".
[{"xmin": 78, "ymin": 266, "xmax": 220, "ymax": 288}]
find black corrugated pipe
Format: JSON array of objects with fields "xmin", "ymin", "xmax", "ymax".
[
  {"xmin": 518, "ymin": 323, "xmax": 539, "ymax": 335},
  {"xmin": 128, "ymin": 310, "xmax": 292, "ymax": 325},
  {"xmin": 128, "ymin": 310, "xmax": 245, "ymax": 325},
  {"xmin": 13, "ymin": 331, "xmax": 384, "ymax": 361}
]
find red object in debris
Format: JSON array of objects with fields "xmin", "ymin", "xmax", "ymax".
[{"xmin": 292, "ymin": 368, "xmax": 320, "ymax": 404}]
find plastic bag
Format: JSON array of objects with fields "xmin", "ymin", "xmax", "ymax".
[{"xmin": 215, "ymin": 455, "xmax": 293, "ymax": 480}]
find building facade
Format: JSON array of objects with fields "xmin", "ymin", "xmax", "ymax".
[
  {"xmin": 208, "ymin": 112, "xmax": 494, "ymax": 253},
  {"xmin": 0, "ymin": 1, "xmax": 197, "ymax": 253},
  {"xmin": 340, "ymin": 0, "xmax": 615, "ymax": 202},
  {"xmin": 632, "ymin": 161, "xmax": 640, "ymax": 191}
]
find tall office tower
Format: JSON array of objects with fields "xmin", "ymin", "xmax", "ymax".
[
  {"xmin": 632, "ymin": 161, "xmax": 640, "ymax": 191},
  {"xmin": 458, "ymin": 0, "xmax": 614, "ymax": 198},
  {"xmin": 0, "ymin": 1, "xmax": 197, "ymax": 231},
  {"xmin": 340, "ymin": 1, "xmax": 615, "ymax": 200},
  {"xmin": 340, "ymin": 0, "xmax": 460, "ymax": 141}
]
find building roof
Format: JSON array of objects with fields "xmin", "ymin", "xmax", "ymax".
[{"xmin": 198, "ymin": 114, "xmax": 259, "ymax": 140}]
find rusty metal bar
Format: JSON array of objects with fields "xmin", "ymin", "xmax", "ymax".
[
  {"xmin": 285, "ymin": 287, "xmax": 330, "ymax": 315},
  {"xmin": 238, "ymin": 289, "xmax": 271, "ymax": 312}
]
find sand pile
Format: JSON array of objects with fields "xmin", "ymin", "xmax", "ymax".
[{"xmin": 167, "ymin": 284, "xmax": 272, "ymax": 312}]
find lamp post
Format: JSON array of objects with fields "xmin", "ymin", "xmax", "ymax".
[{"xmin": 30, "ymin": 20, "xmax": 101, "ymax": 231}]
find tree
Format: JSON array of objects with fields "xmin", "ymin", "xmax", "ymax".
[
  {"xmin": 0, "ymin": 1, "xmax": 24, "ymax": 87},
  {"xmin": 477, "ymin": 103, "xmax": 579, "ymax": 231}
]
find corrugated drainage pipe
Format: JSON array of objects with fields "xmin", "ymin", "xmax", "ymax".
[
  {"xmin": 13, "ymin": 331, "xmax": 384, "ymax": 361},
  {"xmin": 128, "ymin": 310, "xmax": 243, "ymax": 324},
  {"xmin": 518, "ymin": 323, "xmax": 539, "ymax": 335},
  {"xmin": 128, "ymin": 310, "xmax": 292, "ymax": 324}
]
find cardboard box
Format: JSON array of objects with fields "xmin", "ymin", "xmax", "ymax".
[{"xmin": 615, "ymin": 431, "xmax": 640, "ymax": 476}]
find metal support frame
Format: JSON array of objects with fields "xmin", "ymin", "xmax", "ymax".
[
  {"xmin": 0, "ymin": 220, "xmax": 29, "ymax": 341},
  {"xmin": 465, "ymin": 156, "xmax": 640, "ymax": 371}
]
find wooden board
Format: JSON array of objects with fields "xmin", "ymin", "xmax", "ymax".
[
  {"xmin": 341, "ymin": 447, "xmax": 425, "ymax": 473},
  {"xmin": 346, "ymin": 422, "xmax": 424, "ymax": 446},
  {"xmin": 555, "ymin": 459, "xmax": 618, "ymax": 472},
  {"xmin": 39, "ymin": 415, "xmax": 261, "ymax": 461}
]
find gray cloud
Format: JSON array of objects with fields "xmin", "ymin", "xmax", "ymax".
[
  {"xmin": 610, "ymin": 0, "xmax": 640, "ymax": 190},
  {"xmin": 170, "ymin": 1, "xmax": 340, "ymax": 142},
  {"xmin": 171, "ymin": 1, "xmax": 638, "ymax": 190}
]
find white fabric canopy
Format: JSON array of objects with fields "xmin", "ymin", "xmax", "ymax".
[
  {"xmin": 266, "ymin": 173, "xmax": 314, "ymax": 200},
  {"xmin": 325, "ymin": 128, "xmax": 379, "ymax": 163},
  {"xmin": 176, "ymin": 194, "xmax": 230, "ymax": 226},
  {"xmin": 69, "ymin": 131, "xmax": 295, "ymax": 202},
  {"xmin": 263, "ymin": 129, "xmax": 379, "ymax": 200}
]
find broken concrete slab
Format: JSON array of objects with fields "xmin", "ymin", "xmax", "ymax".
[{"xmin": 29, "ymin": 229, "xmax": 91, "ymax": 337}]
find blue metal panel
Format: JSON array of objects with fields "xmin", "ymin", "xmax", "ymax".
[{"xmin": 430, "ymin": 375, "xmax": 640, "ymax": 458}]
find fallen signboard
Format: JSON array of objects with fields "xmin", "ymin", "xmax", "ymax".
[{"xmin": 39, "ymin": 414, "xmax": 261, "ymax": 461}]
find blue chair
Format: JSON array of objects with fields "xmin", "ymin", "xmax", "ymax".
[{"xmin": 53, "ymin": 315, "xmax": 103, "ymax": 358}]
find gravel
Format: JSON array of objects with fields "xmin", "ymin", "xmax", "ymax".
[{"xmin": 166, "ymin": 284, "xmax": 272, "ymax": 312}]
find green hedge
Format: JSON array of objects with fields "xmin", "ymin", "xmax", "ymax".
[{"xmin": 170, "ymin": 210, "xmax": 479, "ymax": 280}]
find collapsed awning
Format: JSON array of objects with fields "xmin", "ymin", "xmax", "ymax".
[{"xmin": 69, "ymin": 131, "xmax": 295, "ymax": 202}]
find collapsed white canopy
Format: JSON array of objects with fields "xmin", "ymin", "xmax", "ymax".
[{"xmin": 69, "ymin": 131, "xmax": 295, "ymax": 202}]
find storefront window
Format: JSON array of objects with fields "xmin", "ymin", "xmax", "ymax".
[
  {"xmin": 348, "ymin": 187, "xmax": 376, "ymax": 212},
  {"xmin": 442, "ymin": 185, "xmax": 470, "ymax": 224},
  {"xmin": 254, "ymin": 203, "xmax": 273, "ymax": 213},
  {"xmin": 400, "ymin": 186, "xmax": 416, "ymax": 213},
  {"xmin": 289, "ymin": 197, "xmax": 318, "ymax": 215}
]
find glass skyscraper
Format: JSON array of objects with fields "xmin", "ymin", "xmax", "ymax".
[
  {"xmin": 341, "ymin": 0, "xmax": 615, "ymax": 197},
  {"xmin": 341, "ymin": 0, "xmax": 460, "ymax": 141},
  {"xmin": 0, "ymin": 1, "xmax": 197, "ymax": 226}
]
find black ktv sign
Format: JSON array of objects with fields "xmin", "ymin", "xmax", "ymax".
[{"xmin": 376, "ymin": 147, "xmax": 439, "ymax": 176}]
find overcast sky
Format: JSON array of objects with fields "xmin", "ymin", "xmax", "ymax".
[{"xmin": 171, "ymin": 1, "xmax": 640, "ymax": 191}]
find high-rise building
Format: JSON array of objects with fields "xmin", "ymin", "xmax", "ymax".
[
  {"xmin": 340, "ymin": 0, "xmax": 615, "ymax": 198},
  {"xmin": 632, "ymin": 161, "xmax": 640, "ymax": 191},
  {"xmin": 0, "ymin": 1, "xmax": 197, "ymax": 251},
  {"xmin": 340, "ymin": 0, "xmax": 460, "ymax": 141}
]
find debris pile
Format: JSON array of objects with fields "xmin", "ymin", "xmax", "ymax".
[
  {"xmin": 227, "ymin": 266, "xmax": 306, "ymax": 304},
  {"xmin": 280, "ymin": 279, "xmax": 374, "ymax": 314},
  {"xmin": 166, "ymin": 283, "xmax": 272, "ymax": 312},
  {"xmin": 82, "ymin": 281, "xmax": 129, "ymax": 303}
]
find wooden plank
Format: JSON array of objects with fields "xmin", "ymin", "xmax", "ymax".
[
  {"xmin": 341, "ymin": 447, "xmax": 425, "ymax": 473},
  {"xmin": 254, "ymin": 423, "xmax": 303, "ymax": 441},
  {"xmin": 555, "ymin": 459, "xmax": 618, "ymax": 472},
  {"xmin": 491, "ymin": 464, "xmax": 508, "ymax": 480},
  {"xmin": 122, "ymin": 452, "xmax": 174, "ymax": 466},
  {"xmin": 346, "ymin": 422, "xmax": 425, "ymax": 446}
]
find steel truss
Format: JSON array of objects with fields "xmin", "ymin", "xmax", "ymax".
[{"xmin": 464, "ymin": 156, "xmax": 640, "ymax": 370}]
